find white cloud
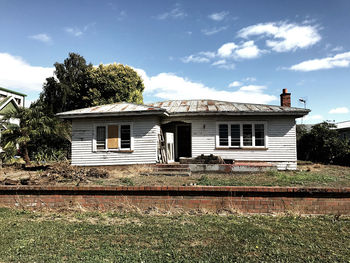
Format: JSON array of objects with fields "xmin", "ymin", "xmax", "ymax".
[
  {"xmin": 234, "ymin": 41, "xmax": 261, "ymax": 59},
  {"xmin": 217, "ymin": 42, "xmax": 237, "ymax": 57},
  {"xmin": 211, "ymin": 60, "xmax": 226, "ymax": 66},
  {"xmin": 228, "ymin": 81, "xmax": 242, "ymax": 87},
  {"xmin": 331, "ymin": 46, "xmax": 343, "ymax": 52},
  {"xmin": 289, "ymin": 51, "xmax": 350, "ymax": 71},
  {"xmin": 0, "ymin": 53, "xmax": 54, "ymax": 92},
  {"xmin": 329, "ymin": 107, "xmax": 349, "ymax": 114},
  {"xmin": 183, "ymin": 41, "xmax": 260, "ymax": 69},
  {"xmin": 155, "ymin": 5, "xmax": 187, "ymax": 20},
  {"xmin": 238, "ymin": 21, "xmax": 321, "ymax": 52},
  {"xmin": 181, "ymin": 55, "xmax": 210, "ymax": 63},
  {"xmin": 303, "ymin": 114, "xmax": 323, "ymax": 121},
  {"xmin": 199, "ymin": 51, "xmax": 216, "ymax": 58},
  {"xmin": 135, "ymin": 69, "xmax": 277, "ymax": 104},
  {"xmin": 208, "ymin": 11, "xmax": 229, "ymax": 21},
  {"xmin": 29, "ymin": 33, "xmax": 52, "ymax": 43},
  {"xmin": 201, "ymin": 26, "xmax": 228, "ymax": 36},
  {"xmin": 215, "ymin": 63, "xmax": 235, "ymax": 70},
  {"xmin": 239, "ymin": 85, "xmax": 266, "ymax": 92},
  {"xmin": 245, "ymin": 77, "xmax": 256, "ymax": 82},
  {"xmin": 181, "ymin": 51, "xmax": 215, "ymax": 64},
  {"xmin": 217, "ymin": 41, "xmax": 261, "ymax": 59},
  {"xmin": 64, "ymin": 23, "xmax": 96, "ymax": 37},
  {"xmin": 65, "ymin": 27, "xmax": 83, "ymax": 37}
]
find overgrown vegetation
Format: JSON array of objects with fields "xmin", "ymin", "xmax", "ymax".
[
  {"xmin": 0, "ymin": 53, "xmax": 145, "ymax": 164},
  {"xmin": 1, "ymin": 105, "xmax": 70, "ymax": 165},
  {"xmin": 297, "ymin": 122, "xmax": 350, "ymax": 166},
  {"xmin": 0, "ymin": 208, "xmax": 349, "ymax": 262},
  {"xmin": 3, "ymin": 162, "xmax": 349, "ymax": 188}
]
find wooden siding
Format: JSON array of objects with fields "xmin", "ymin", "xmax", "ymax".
[
  {"xmin": 162, "ymin": 116, "xmax": 297, "ymax": 170},
  {"xmin": 71, "ymin": 116, "xmax": 160, "ymax": 166},
  {"xmin": 71, "ymin": 115, "xmax": 298, "ymax": 170}
]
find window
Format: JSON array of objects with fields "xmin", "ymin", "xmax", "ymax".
[
  {"xmin": 216, "ymin": 122, "xmax": 267, "ymax": 148},
  {"xmin": 94, "ymin": 123, "xmax": 132, "ymax": 151},
  {"xmin": 243, "ymin": 124, "xmax": 252, "ymax": 146},
  {"xmin": 230, "ymin": 124, "xmax": 240, "ymax": 146},
  {"xmin": 219, "ymin": 124, "xmax": 229, "ymax": 146},
  {"xmin": 96, "ymin": 126, "xmax": 106, "ymax": 150},
  {"xmin": 121, "ymin": 125, "xmax": 131, "ymax": 149},
  {"xmin": 255, "ymin": 124, "xmax": 265, "ymax": 146}
]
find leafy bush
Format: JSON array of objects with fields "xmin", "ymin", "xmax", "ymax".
[
  {"xmin": 32, "ymin": 148, "xmax": 68, "ymax": 164},
  {"xmin": 297, "ymin": 122, "xmax": 350, "ymax": 166}
]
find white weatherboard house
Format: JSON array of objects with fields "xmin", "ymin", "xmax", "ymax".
[{"xmin": 58, "ymin": 89, "xmax": 309, "ymax": 170}]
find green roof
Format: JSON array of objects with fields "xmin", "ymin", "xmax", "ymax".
[{"xmin": 0, "ymin": 87, "xmax": 27, "ymax": 97}]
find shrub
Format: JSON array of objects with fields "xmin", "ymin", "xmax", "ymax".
[{"xmin": 297, "ymin": 122, "xmax": 350, "ymax": 166}]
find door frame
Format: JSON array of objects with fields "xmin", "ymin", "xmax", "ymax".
[{"xmin": 176, "ymin": 123, "xmax": 192, "ymax": 160}]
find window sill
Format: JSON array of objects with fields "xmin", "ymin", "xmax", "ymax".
[
  {"xmin": 215, "ymin": 147, "xmax": 268, "ymax": 151},
  {"xmin": 95, "ymin": 150, "xmax": 134, "ymax": 153}
]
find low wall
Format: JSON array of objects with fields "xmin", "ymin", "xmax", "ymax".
[{"xmin": 0, "ymin": 185, "xmax": 349, "ymax": 215}]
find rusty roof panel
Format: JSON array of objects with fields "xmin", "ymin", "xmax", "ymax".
[
  {"xmin": 149, "ymin": 99, "xmax": 309, "ymax": 115},
  {"xmin": 58, "ymin": 99, "xmax": 310, "ymax": 118}
]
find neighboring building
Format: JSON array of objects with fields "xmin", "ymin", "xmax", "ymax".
[
  {"xmin": 335, "ymin": 121, "xmax": 350, "ymax": 140},
  {"xmin": 58, "ymin": 89, "xmax": 310, "ymax": 170},
  {"xmin": 0, "ymin": 87, "xmax": 26, "ymax": 151}
]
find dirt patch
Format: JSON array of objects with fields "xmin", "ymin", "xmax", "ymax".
[
  {"xmin": 0, "ymin": 162, "xmax": 349, "ymax": 188},
  {"xmin": 0, "ymin": 162, "xmax": 109, "ymax": 186}
]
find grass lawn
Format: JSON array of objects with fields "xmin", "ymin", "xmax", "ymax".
[
  {"xmin": 1, "ymin": 162, "xmax": 350, "ymax": 188},
  {"xmin": 103, "ymin": 163, "xmax": 350, "ymax": 188},
  {"xmin": 0, "ymin": 208, "xmax": 349, "ymax": 262}
]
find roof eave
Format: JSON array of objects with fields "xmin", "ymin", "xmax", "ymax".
[
  {"xmin": 0, "ymin": 87, "xmax": 27, "ymax": 97},
  {"xmin": 57, "ymin": 110, "xmax": 168, "ymax": 119}
]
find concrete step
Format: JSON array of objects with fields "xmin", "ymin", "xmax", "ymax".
[
  {"xmin": 148, "ymin": 171, "xmax": 191, "ymax": 177},
  {"xmin": 154, "ymin": 164, "xmax": 190, "ymax": 169},
  {"xmin": 154, "ymin": 167, "xmax": 191, "ymax": 172}
]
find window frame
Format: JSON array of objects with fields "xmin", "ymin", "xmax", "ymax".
[
  {"xmin": 216, "ymin": 121, "xmax": 268, "ymax": 149},
  {"xmin": 93, "ymin": 122, "xmax": 134, "ymax": 152}
]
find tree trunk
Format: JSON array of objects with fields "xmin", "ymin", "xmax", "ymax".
[{"xmin": 23, "ymin": 145, "xmax": 31, "ymax": 166}]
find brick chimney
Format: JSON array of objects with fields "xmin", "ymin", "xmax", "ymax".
[{"xmin": 280, "ymin": 88, "xmax": 291, "ymax": 107}]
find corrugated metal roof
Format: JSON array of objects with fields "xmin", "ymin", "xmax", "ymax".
[
  {"xmin": 57, "ymin": 99, "xmax": 310, "ymax": 118},
  {"xmin": 149, "ymin": 99, "xmax": 309, "ymax": 116},
  {"xmin": 57, "ymin": 102, "xmax": 166, "ymax": 118}
]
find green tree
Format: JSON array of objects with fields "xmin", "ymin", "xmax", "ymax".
[
  {"xmin": 39, "ymin": 53, "xmax": 144, "ymax": 115},
  {"xmin": 39, "ymin": 53, "xmax": 92, "ymax": 115},
  {"xmin": 297, "ymin": 122, "xmax": 350, "ymax": 166},
  {"xmin": 1, "ymin": 106, "xmax": 70, "ymax": 165},
  {"xmin": 87, "ymin": 63, "xmax": 144, "ymax": 105}
]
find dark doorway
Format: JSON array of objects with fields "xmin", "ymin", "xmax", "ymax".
[{"xmin": 176, "ymin": 124, "xmax": 191, "ymax": 160}]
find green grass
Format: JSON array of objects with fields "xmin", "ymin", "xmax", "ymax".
[
  {"xmin": 195, "ymin": 168, "xmax": 350, "ymax": 187},
  {"xmin": 0, "ymin": 208, "xmax": 349, "ymax": 262}
]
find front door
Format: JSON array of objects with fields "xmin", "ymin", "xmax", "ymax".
[{"xmin": 176, "ymin": 124, "xmax": 191, "ymax": 160}]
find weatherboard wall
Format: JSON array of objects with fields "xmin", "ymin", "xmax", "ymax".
[
  {"xmin": 163, "ymin": 116, "xmax": 297, "ymax": 170},
  {"xmin": 71, "ymin": 116, "xmax": 160, "ymax": 166}
]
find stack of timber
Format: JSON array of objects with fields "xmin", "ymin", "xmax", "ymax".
[{"xmin": 157, "ymin": 130, "xmax": 167, "ymax": 164}]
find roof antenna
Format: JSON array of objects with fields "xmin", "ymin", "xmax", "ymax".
[{"xmin": 298, "ymin": 97, "xmax": 307, "ymax": 124}]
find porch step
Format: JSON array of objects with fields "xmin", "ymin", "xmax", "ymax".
[
  {"xmin": 154, "ymin": 167, "xmax": 191, "ymax": 172},
  {"xmin": 148, "ymin": 171, "xmax": 191, "ymax": 177},
  {"xmin": 154, "ymin": 164, "xmax": 189, "ymax": 168},
  {"xmin": 151, "ymin": 164, "xmax": 192, "ymax": 176}
]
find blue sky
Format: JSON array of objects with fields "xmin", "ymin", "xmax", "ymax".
[{"xmin": 0, "ymin": 0, "xmax": 350, "ymax": 123}]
